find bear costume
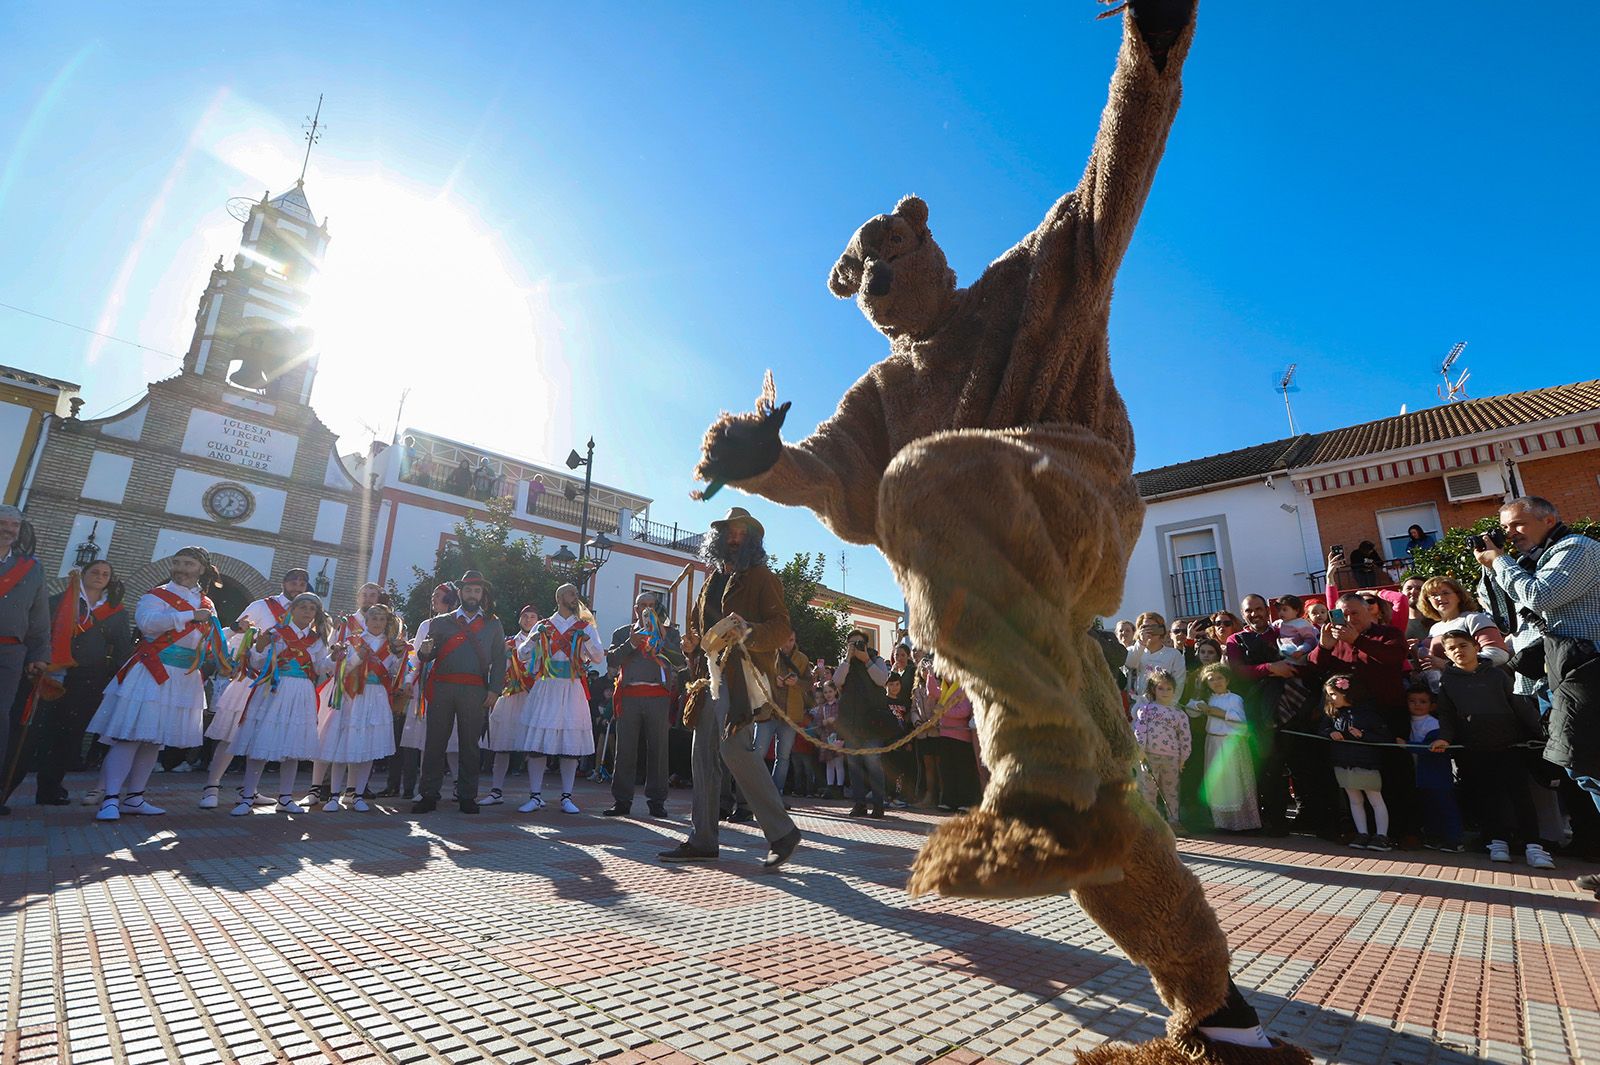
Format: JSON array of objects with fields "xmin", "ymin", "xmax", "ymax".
[{"xmin": 695, "ymin": 2, "xmax": 1308, "ymax": 1061}]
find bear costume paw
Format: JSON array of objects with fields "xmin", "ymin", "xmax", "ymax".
[
  {"xmin": 907, "ymin": 782, "xmax": 1140, "ymax": 898},
  {"xmin": 1075, "ymin": 1035, "xmax": 1312, "ymax": 1065},
  {"xmin": 693, "ymin": 370, "xmax": 791, "ymax": 495}
]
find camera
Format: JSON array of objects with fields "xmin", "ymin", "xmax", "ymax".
[
  {"xmin": 1469, "ymin": 528, "xmax": 1508, "ymax": 552},
  {"xmin": 849, "ymin": 636, "xmax": 866, "ymax": 652}
]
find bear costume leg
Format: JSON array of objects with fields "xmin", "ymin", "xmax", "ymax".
[{"xmin": 883, "ymin": 425, "xmax": 1145, "ymax": 896}]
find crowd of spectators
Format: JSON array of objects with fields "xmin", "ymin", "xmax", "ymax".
[{"xmin": 1104, "ymin": 496, "xmax": 1600, "ymax": 898}]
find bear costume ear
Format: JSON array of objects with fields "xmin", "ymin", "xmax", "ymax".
[
  {"xmin": 894, "ymin": 195, "xmax": 929, "ymax": 232},
  {"xmin": 829, "ymin": 252, "xmax": 862, "ymax": 299}
]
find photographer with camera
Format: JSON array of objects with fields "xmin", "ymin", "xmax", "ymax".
[
  {"xmin": 833, "ymin": 630, "xmax": 894, "ymax": 818},
  {"xmin": 1474, "ymin": 498, "xmax": 1600, "ymax": 891}
]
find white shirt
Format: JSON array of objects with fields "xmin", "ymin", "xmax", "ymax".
[
  {"xmin": 249, "ymin": 621, "xmax": 332, "ymax": 680},
  {"xmin": 135, "ymin": 582, "xmax": 205, "ymax": 649},
  {"xmin": 519, "ymin": 611, "xmax": 605, "ymax": 670},
  {"xmin": 236, "ymin": 593, "xmax": 291, "ymax": 634}
]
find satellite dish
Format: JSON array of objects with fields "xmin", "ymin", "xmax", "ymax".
[{"xmin": 226, "ymin": 197, "xmax": 256, "ymax": 223}]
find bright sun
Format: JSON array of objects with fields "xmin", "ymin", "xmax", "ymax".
[{"xmin": 299, "ymin": 177, "xmax": 560, "ymax": 450}]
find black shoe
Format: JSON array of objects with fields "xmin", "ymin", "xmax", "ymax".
[
  {"xmin": 36, "ymin": 791, "xmax": 70, "ymax": 806},
  {"xmin": 601, "ymin": 803, "xmax": 631, "ymax": 817},
  {"xmin": 728, "ymin": 808, "xmax": 754, "ymax": 823},
  {"xmin": 658, "ymin": 843, "xmax": 719, "ymax": 863},
  {"xmin": 849, "ymin": 804, "xmax": 868, "ymax": 817},
  {"xmin": 868, "ymin": 804, "xmax": 885, "ymax": 819},
  {"xmin": 1575, "ymin": 872, "xmax": 1600, "ymax": 899},
  {"xmin": 0, "ymin": 803, "xmax": 10, "ymax": 817},
  {"xmin": 648, "ymin": 803, "xmax": 668, "ymax": 818},
  {"xmin": 459, "ymin": 800, "xmax": 479, "ymax": 814},
  {"xmin": 761, "ymin": 828, "xmax": 803, "ymax": 870},
  {"xmin": 412, "ymin": 798, "xmax": 438, "ymax": 814}
]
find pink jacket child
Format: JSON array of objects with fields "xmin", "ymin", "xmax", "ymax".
[
  {"xmin": 1131, "ymin": 699, "xmax": 1192, "ymax": 763},
  {"xmin": 927, "ymin": 671, "xmax": 975, "ymax": 743}
]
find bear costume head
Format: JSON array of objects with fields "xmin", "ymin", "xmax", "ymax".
[{"xmin": 827, "ymin": 194, "xmax": 956, "ymax": 341}]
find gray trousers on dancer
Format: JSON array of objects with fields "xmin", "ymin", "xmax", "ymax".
[
  {"xmin": 688, "ymin": 686, "xmax": 794, "ymax": 851},
  {"xmin": 421, "ymin": 681, "xmax": 485, "ymax": 802},
  {"xmin": 611, "ymin": 695, "xmax": 671, "ymax": 808}
]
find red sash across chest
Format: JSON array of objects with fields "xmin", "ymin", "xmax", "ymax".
[
  {"xmin": 77, "ymin": 601, "xmax": 123, "ymax": 636},
  {"xmin": 0, "ymin": 556, "xmax": 36, "ymax": 601},
  {"xmin": 266, "ymin": 597, "xmax": 289, "ymax": 625},
  {"xmin": 273, "ymin": 625, "xmax": 321, "ymax": 676},
  {"xmin": 116, "ymin": 587, "xmax": 216, "ymax": 685},
  {"xmin": 426, "ymin": 615, "xmax": 489, "ymax": 694},
  {"xmin": 343, "ymin": 639, "xmax": 396, "ymax": 697}
]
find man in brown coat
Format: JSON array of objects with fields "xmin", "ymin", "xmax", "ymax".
[{"xmin": 659, "ymin": 508, "xmax": 801, "ymax": 869}]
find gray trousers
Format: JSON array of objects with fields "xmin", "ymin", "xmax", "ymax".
[
  {"xmin": 421, "ymin": 682, "xmax": 485, "ymax": 802},
  {"xmin": 611, "ymin": 695, "xmax": 670, "ymax": 807},
  {"xmin": 847, "ymin": 752, "xmax": 887, "ymax": 805},
  {"xmin": 689, "ymin": 686, "xmax": 794, "ymax": 850},
  {"xmin": 0, "ymin": 644, "xmax": 27, "ymax": 795}
]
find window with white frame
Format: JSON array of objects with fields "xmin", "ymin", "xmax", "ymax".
[
  {"xmin": 1376, "ymin": 503, "xmax": 1442, "ymax": 561},
  {"xmin": 1168, "ymin": 528, "xmax": 1225, "ymax": 618}
]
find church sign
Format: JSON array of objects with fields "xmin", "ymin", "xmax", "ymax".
[{"xmin": 180, "ymin": 408, "xmax": 299, "ymax": 477}]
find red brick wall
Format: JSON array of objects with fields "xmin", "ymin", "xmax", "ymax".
[{"xmin": 1309, "ymin": 449, "xmax": 1600, "ymax": 558}]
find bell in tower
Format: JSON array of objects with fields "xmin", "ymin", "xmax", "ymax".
[{"xmin": 228, "ymin": 323, "xmax": 316, "ymax": 392}]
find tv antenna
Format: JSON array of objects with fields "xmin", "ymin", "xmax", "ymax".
[
  {"xmin": 838, "ymin": 551, "xmax": 850, "ymax": 595},
  {"xmin": 1437, "ymin": 341, "xmax": 1470, "ymax": 403},
  {"xmin": 1276, "ymin": 363, "xmax": 1301, "ymax": 435},
  {"xmin": 298, "ymin": 94, "xmax": 325, "ymax": 185}
]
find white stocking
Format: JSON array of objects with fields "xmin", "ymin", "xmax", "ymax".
[
  {"xmin": 1345, "ymin": 788, "xmax": 1369, "ymax": 835},
  {"xmin": 329, "ymin": 763, "xmax": 348, "ymax": 795},
  {"xmin": 206, "ymin": 740, "xmax": 234, "ymax": 786},
  {"xmin": 279, "ymin": 759, "xmax": 300, "ymax": 801},
  {"xmin": 559, "ymin": 756, "xmax": 578, "ymax": 795},
  {"xmin": 446, "ymin": 751, "xmax": 459, "ymax": 780},
  {"xmin": 1366, "ymin": 790, "xmax": 1390, "ymax": 837},
  {"xmin": 527, "ymin": 757, "xmax": 545, "ymax": 795},
  {"xmin": 241, "ymin": 758, "xmax": 267, "ymax": 798},
  {"xmin": 353, "ymin": 761, "xmax": 373, "ymax": 794},
  {"xmin": 99, "ymin": 740, "xmax": 139, "ymax": 797},
  {"xmin": 126, "ymin": 742, "xmax": 163, "ymax": 794},
  {"xmin": 492, "ymin": 751, "xmax": 511, "ymax": 792}
]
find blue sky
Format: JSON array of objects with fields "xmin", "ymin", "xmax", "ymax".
[{"xmin": 3, "ymin": 3, "xmax": 1597, "ymax": 612}]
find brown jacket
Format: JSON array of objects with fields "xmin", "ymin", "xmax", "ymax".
[{"xmin": 687, "ymin": 563, "xmax": 791, "ymax": 691}]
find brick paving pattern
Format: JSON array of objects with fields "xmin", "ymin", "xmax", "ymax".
[{"xmin": 3, "ymin": 774, "xmax": 1598, "ymax": 1064}]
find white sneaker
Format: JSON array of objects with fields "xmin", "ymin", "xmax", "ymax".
[
  {"xmin": 352, "ymin": 797, "xmax": 370, "ymax": 812},
  {"xmin": 518, "ymin": 794, "xmax": 546, "ymax": 813},
  {"xmin": 95, "ymin": 798, "xmax": 120, "ymax": 822},
  {"xmin": 277, "ymin": 798, "xmax": 306, "ymax": 814},
  {"xmin": 1525, "ymin": 843, "xmax": 1556, "ymax": 870},
  {"xmin": 1488, "ymin": 839, "xmax": 1512, "ymax": 863},
  {"xmin": 121, "ymin": 796, "xmax": 166, "ymax": 816},
  {"xmin": 560, "ymin": 796, "xmax": 580, "ymax": 815},
  {"xmin": 322, "ymin": 798, "xmax": 341, "ymax": 813},
  {"xmin": 477, "ymin": 788, "xmax": 503, "ymax": 806},
  {"xmin": 198, "ymin": 786, "xmax": 220, "ymax": 810},
  {"xmin": 231, "ymin": 796, "xmax": 256, "ymax": 817},
  {"xmin": 80, "ymin": 787, "xmax": 103, "ymax": 807},
  {"xmin": 172, "ymin": 761, "xmax": 192, "ymax": 773}
]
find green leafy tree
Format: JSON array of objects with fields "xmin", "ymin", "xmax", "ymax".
[
  {"xmin": 401, "ymin": 495, "xmax": 564, "ymax": 630},
  {"xmin": 775, "ymin": 552, "xmax": 853, "ymax": 665},
  {"xmin": 1405, "ymin": 514, "xmax": 1600, "ymax": 587}
]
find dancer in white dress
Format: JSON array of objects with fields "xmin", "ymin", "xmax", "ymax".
[
  {"xmin": 305, "ymin": 581, "xmax": 385, "ymax": 806},
  {"xmin": 395, "ymin": 583, "xmax": 458, "ymax": 800},
  {"xmin": 229, "ymin": 593, "xmax": 337, "ymax": 815},
  {"xmin": 198, "ymin": 568, "xmax": 306, "ymax": 809},
  {"xmin": 517, "ymin": 584, "xmax": 604, "ymax": 814},
  {"xmin": 479, "ymin": 605, "xmax": 539, "ymax": 806},
  {"xmin": 90, "ymin": 546, "xmax": 222, "ymax": 821},
  {"xmin": 319, "ymin": 601, "xmax": 403, "ymax": 811}
]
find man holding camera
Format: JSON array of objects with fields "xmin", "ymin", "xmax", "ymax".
[
  {"xmin": 834, "ymin": 630, "xmax": 894, "ymax": 818},
  {"xmin": 1474, "ymin": 496, "xmax": 1600, "ymax": 895}
]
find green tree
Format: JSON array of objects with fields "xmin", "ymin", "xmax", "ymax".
[
  {"xmin": 1405, "ymin": 514, "xmax": 1600, "ymax": 587},
  {"xmin": 400, "ymin": 495, "xmax": 564, "ymax": 630},
  {"xmin": 775, "ymin": 552, "xmax": 853, "ymax": 664}
]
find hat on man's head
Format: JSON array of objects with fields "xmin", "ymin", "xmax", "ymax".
[
  {"xmin": 710, "ymin": 506, "xmax": 764, "ymax": 539},
  {"xmin": 459, "ymin": 570, "xmax": 490, "ymax": 588},
  {"xmin": 0, "ymin": 504, "xmax": 23, "ymax": 522},
  {"xmin": 282, "ymin": 567, "xmax": 310, "ymax": 583}
]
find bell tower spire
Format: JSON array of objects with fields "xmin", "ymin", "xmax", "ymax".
[{"xmin": 298, "ymin": 94, "xmax": 324, "ymax": 187}]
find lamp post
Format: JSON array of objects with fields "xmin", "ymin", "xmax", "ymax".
[
  {"xmin": 565, "ymin": 438, "xmax": 595, "ymax": 567},
  {"xmin": 74, "ymin": 521, "xmax": 101, "ymax": 568},
  {"xmin": 313, "ymin": 558, "xmax": 331, "ymax": 600}
]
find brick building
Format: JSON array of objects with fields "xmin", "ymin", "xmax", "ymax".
[
  {"xmin": 1112, "ymin": 380, "xmax": 1600, "ymax": 621},
  {"xmin": 1, "ymin": 367, "xmax": 80, "ymax": 505},
  {"xmin": 19, "ymin": 179, "xmax": 367, "ymax": 622}
]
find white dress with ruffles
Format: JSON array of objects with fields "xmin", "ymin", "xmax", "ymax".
[
  {"xmin": 518, "ymin": 614, "xmax": 605, "ymax": 756},
  {"xmin": 88, "ymin": 583, "xmax": 210, "ymax": 748},
  {"xmin": 229, "ymin": 624, "xmax": 332, "ymax": 762},
  {"xmin": 486, "ymin": 630, "xmax": 534, "ymax": 752},
  {"xmin": 319, "ymin": 632, "xmax": 400, "ymax": 764}
]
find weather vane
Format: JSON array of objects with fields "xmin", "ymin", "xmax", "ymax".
[{"xmin": 298, "ymin": 94, "xmax": 325, "ymax": 185}]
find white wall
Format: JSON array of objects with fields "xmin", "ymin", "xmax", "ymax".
[
  {"xmin": 376, "ymin": 498, "xmax": 697, "ymax": 635},
  {"xmin": 151, "ymin": 528, "xmax": 274, "ymax": 578},
  {"xmin": 58, "ymin": 514, "xmax": 117, "ymax": 577},
  {"xmin": 82, "ymin": 451, "xmax": 134, "ymax": 504},
  {"xmin": 165, "ymin": 467, "xmax": 287, "ymax": 533},
  {"xmin": 1111, "ymin": 479, "xmax": 1323, "ymax": 624}
]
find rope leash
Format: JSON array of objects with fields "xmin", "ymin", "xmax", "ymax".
[{"xmin": 1274, "ymin": 727, "xmax": 1545, "ymax": 751}]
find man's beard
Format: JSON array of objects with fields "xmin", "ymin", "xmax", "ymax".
[
  {"xmin": 701, "ymin": 527, "xmax": 766, "ymax": 572},
  {"xmin": 461, "ymin": 594, "xmax": 483, "ymax": 612}
]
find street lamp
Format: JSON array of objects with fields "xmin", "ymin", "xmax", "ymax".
[
  {"xmin": 550, "ymin": 544, "xmax": 578, "ymax": 567},
  {"xmin": 74, "ymin": 521, "xmax": 101, "ymax": 568},
  {"xmin": 585, "ymin": 531, "xmax": 614, "ymax": 570}
]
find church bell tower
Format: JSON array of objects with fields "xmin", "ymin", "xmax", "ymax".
[{"xmin": 182, "ymin": 100, "xmax": 331, "ymax": 405}]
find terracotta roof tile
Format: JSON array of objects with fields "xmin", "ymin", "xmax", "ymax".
[{"xmin": 1301, "ymin": 380, "xmax": 1600, "ymax": 466}]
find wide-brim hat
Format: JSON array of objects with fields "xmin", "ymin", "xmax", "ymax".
[
  {"xmin": 710, "ymin": 506, "xmax": 764, "ymax": 539},
  {"xmin": 459, "ymin": 570, "xmax": 490, "ymax": 588}
]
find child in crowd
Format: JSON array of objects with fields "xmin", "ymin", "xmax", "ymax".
[
  {"xmin": 1435, "ymin": 630, "xmax": 1552, "ymax": 869},
  {"xmin": 814, "ymin": 682, "xmax": 844, "ymax": 798},
  {"xmin": 1132, "ymin": 668, "xmax": 1191, "ymax": 829},
  {"xmin": 1189, "ymin": 664, "xmax": 1258, "ymax": 831},
  {"xmin": 1273, "ymin": 594, "xmax": 1319, "ymax": 665},
  {"xmin": 1320, "ymin": 673, "xmax": 1392, "ymax": 851},
  {"xmin": 1124, "ymin": 611, "xmax": 1187, "ymax": 703},
  {"xmin": 1399, "ymin": 685, "xmax": 1461, "ymax": 851},
  {"xmin": 317, "ymin": 602, "xmax": 403, "ymax": 812},
  {"xmin": 230, "ymin": 593, "xmax": 336, "ymax": 816}
]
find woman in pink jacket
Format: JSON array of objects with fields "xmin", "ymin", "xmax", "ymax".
[{"xmin": 926, "ymin": 663, "xmax": 980, "ymax": 811}]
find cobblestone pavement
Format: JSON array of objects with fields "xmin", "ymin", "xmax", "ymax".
[{"xmin": 3, "ymin": 773, "xmax": 1598, "ymax": 1065}]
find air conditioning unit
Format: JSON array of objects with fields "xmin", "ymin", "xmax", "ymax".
[{"xmin": 1443, "ymin": 465, "xmax": 1506, "ymax": 502}]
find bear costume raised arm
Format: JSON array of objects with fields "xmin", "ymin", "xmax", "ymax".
[{"xmin": 696, "ymin": 4, "xmax": 1310, "ymax": 1062}]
